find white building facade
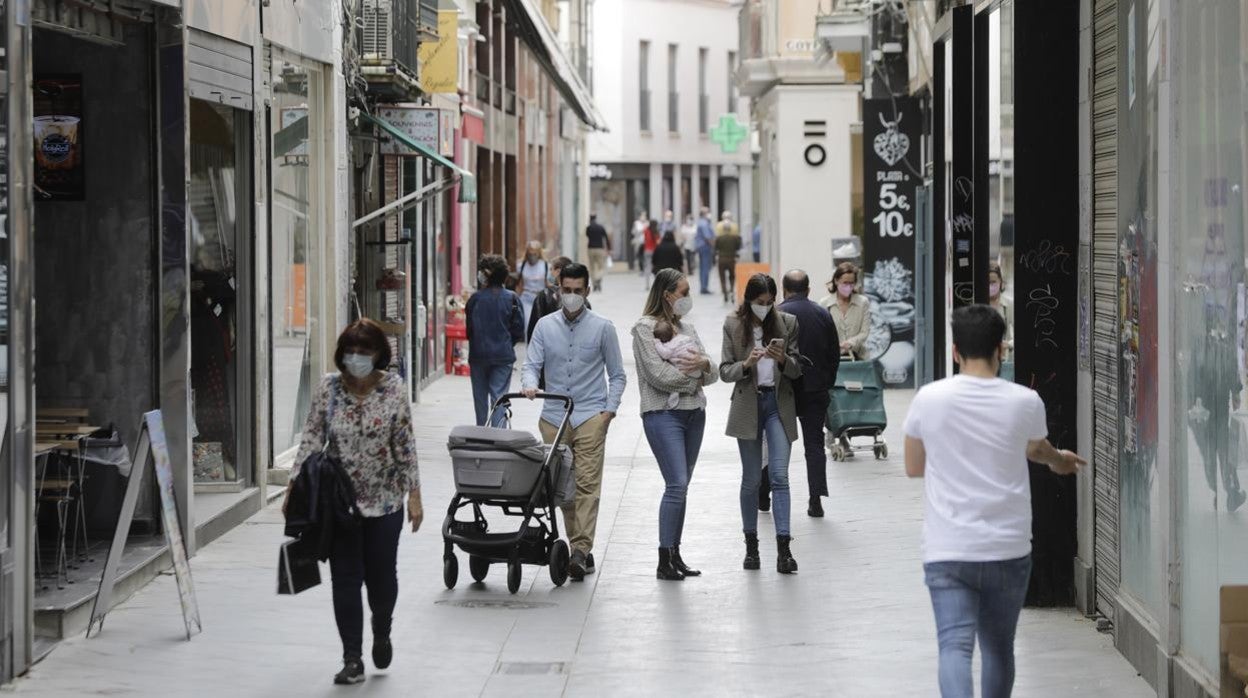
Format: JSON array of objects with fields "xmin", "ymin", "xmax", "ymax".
[{"xmin": 588, "ymin": 0, "xmax": 753, "ymax": 262}]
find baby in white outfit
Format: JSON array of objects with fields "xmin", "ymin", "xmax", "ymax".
[{"xmin": 653, "ymin": 320, "xmax": 704, "ymax": 409}]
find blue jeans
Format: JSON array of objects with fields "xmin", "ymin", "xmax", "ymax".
[
  {"xmin": 698, "ymin": 249, "xmax": 714, "ymax": 292},
  {"xmin": 924, "ymin": 556, "xmax": 1033, "ymax": 698},
  {"xmin": 738, "ymin": 391, "xmax": 792, "ymax": 536},
  {"xmin": 470, "ymin": 362, "xmax": 513, "ymax": 427},
  {"xmin": 642, "ymin": 409, "xmax": 707, "ymax": 548}
]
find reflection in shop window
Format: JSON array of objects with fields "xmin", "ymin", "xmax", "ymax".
[{"xmin": 271, "ymin": 58, "xmax": 323, "ymax": 458}]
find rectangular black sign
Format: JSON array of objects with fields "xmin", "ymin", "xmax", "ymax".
[{"xmin": 862, "ymin": 96, "xmax": 922, "ymax": 388}]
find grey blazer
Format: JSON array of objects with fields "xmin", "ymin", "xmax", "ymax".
[{"xmin": 719, "ymin": 312, "xmax": 803, "ymax": 442}]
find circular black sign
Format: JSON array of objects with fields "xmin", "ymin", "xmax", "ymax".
[{"xmin": 804, "ymin": 143, "xmax": 826, "ymax": 167}]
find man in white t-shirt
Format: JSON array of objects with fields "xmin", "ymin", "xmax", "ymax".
[{"xmin": 903, "ymin": 305, "xmax": 1084, "ymax": 698}]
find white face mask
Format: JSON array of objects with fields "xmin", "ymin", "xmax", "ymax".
[
  {"xmin": 343, "ymin": 353, "xmax": 375, "ymax": 379},
  {"xmin": 477, "ymin": 271, "xmax": 488, "ymax": 287},
  {"xmin": 750, "ymin": 303, "xmax": 772, "ymax": 321},
  {"xmin": 561, "ymin": 292, "xmax": 586, "ymax": 314},
  {"xmin": 671, "ymin": 295, "xmax": 694, "ymax": 317}
]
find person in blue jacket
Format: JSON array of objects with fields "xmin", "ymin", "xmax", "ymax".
[
  {"xmin": 696, "ymin": 207, "xmax": 717, "ymax": 296},
  {"xmin": 465, "ymin": 254, "xmax": 525, "ymax": 426}
]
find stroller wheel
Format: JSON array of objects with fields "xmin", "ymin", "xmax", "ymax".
[
  {"xmin": 507, "ymin": 559, "xmax": 522, "ymax": 594},
  {"xmin": 875, "ymin": 443, "xmax": 889, "ymax": 460},
  {"xmin": 549, "ymin": 540, "xmax": 570, "ymax": 587},
  {"xmin": 443, "ymin": 554, "xmax": 459, "ymax": 589},
  {"xmin": 469, "ymin": 555, "xmax": 490, "ymax": 583},
  {"xmin": 830, "ymin": 442, "xmax": 845, "ymax": 461}
]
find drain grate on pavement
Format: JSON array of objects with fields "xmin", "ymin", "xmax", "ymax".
[
  {"xmin": 435, "ymin": 599, "xmax": 556, "ymax": 610},
  {"xmin": 494, "ymin": 661, "xmax": 567, "ymax": 675}
]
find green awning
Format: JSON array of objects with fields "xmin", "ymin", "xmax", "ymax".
[{"xmin": 362, "ymin": 113, "xmax": 477, "ymax": 203}]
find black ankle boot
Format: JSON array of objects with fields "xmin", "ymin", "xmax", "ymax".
[
  {"xmin": 672, "ymin": 545, "xmax": 701, "ymax": 576},
  {"xmin": 808, "ymin": 496, "xmax": 824, "ymax": 518},
  {"xmin": 777, "ymin": 535, "xmax": 798, "ymax": 574},
  {"xmin": 743, "ymin": 532, "xmax": 761, "ymax": 570},
  {"xmin": 656, "ymin": 547, "xmax": 686, "ymax": 581}
]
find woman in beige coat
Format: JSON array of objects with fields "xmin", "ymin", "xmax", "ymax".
[
  {"xmin": 720, "ymin": 273, "xmax": 803, "ymax": 574},
  {"xmin": 820, "ymin": 262, "xmax": 872, "ymax": 357}
]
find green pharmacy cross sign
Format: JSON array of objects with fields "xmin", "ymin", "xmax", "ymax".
[{"xmin": 710, "ymin": 115, "xmax": 748, "ymax": 154}]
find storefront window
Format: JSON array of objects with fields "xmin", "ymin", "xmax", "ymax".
[
  {"xmin": 987, "ymin": 3, "xmax": 1015, "ymax": 360},
  {"xmin": 270, "ymin": 56, "xmax": 325, "ymax": 458},
  {"xmin": 189, "ymin": 100, "xmax": 250, "ymax": 484},
  {"xmin": 1173, "ymin": 0, "xmax": 1247, "ymax": 677},
  {"xmin": 1117, "ymin": 0, "xmax": 1162, "ymax": 617}
]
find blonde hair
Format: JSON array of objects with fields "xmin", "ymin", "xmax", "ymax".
[{"xmin": 643, "ymin": 268, "xmax": 686, "ymax": 327}]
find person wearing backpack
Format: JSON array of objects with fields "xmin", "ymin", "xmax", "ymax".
[{"xmin": 285, "ymin": 319, "xmax": 423, "ymax": 686}]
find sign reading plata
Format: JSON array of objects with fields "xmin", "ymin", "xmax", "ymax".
[{"xmin": 861, "ymin": 97, "xmax": 922, "ymax": 388}]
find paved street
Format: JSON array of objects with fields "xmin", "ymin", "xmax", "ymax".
[{"xmin": 11, "ymin": 272, "xmax": 1152, "ymax": 697}]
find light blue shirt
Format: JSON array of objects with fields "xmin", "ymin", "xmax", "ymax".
[{"xmin": 522, "ymin": 308, "xmax": 627, "ymax": 428}]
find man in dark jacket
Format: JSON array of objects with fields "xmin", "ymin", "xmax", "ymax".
[{"xmin": 761, "ymin": 269, "xmax": 841, "ymax": 517}]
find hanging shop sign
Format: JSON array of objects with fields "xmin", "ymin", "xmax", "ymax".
[
  {"xmin": 377, "ymin": 107, "xmax": 441, "ymax": 156},
  {"xmin": 33, "ymin": 75, "xmax": 84, "ymax": 201},
  {"xmin": 861, "ymin": 97, "xmax": 921, "ymax": 387}
]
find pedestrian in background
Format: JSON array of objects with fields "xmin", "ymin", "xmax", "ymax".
[
  {"xmin": 288, "ymin": 319, "xmax": 423, "ymax": 686},
  {"xmin": 642, "ymin": 218, "xmax": 660, "ymax": 290},
  {"xmin": 714, "ymin": 220, "xmax": 742, "ymax": 304},
  {"xmin": 904, "ymin": 305, "xmax": 1084, "ymax": 698},
  {"xmin": 820, "ymin": 262, "xmax": 872, "ymax": 357},
  {"xmin": 715, "ymin": 210, "xmax": 739, "ymax": 239},
  {"xmin": 517, "ymin": 240, "xmax": 549, "ymax": 329},
  {"xmin": 632, "ymin": 210, "xmax": 649, "ymax": 275},
  {"xmin": 720, "ymin": 273, "xmax": 803, "ymax": 574},
  {"xmin": 696, "ymin": 207, "xmax": 716, "ymax": 295},
  {"xmin": 632, "ymin": 268, "xmax": 718, "ymax": 580},
  {"xmin": 660, "ymin": 209, "xmax": 677, "ymax": 238},
  {"xmin": 466, "ymin": 254, "xmax": 525, "ymax": 427},
  {"xmin": 680, "ymin": 213, "xmax": 699, "ymax": 274},
  {"xmin": 586, "ymin": 214, "xmax": 611, "ymax": 292},
  {"xmin": 523, "ymin": 263, "xmax": 627, "ymax": 581},
  {"xmin": 774, "ymin": 270, "xmax": 841, "ymax": 518},
  {"xmin": 988, "ymin": 263, "xmax": 1014, "ymax": 355},
  {"xmin": 526, "ymin": 256, "xmax": 576, "ymax": 342},
  {"xmin": 651, "ymin": 230, "xmax": 686, "ymax": 276},
  {"xmin": 752, "ymin": 222, "xmax": 762, "ymax": 263}
]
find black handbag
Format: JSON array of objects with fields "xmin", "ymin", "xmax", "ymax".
[{"xmin": 277, "ymin": 537, "xmax": 321, "ymax": 595}]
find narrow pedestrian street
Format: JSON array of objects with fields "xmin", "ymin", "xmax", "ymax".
[{"xmin": 10, "ymin": 272, "xmax": 1149, "ymax": 697}]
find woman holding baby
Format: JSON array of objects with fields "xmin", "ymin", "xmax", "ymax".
[
  {"xmin": 631, "ymin": 268, "xmax": 718, "ymax": 581},
  {"xmin": 720, "ymin": 273, "xmax": 803, "ymax": 575}
]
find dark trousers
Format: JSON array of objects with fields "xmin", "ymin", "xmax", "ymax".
[
  {"xmin": 760, "ymin": 390, "xmax": 831, "ymax": 501},
  {"xmin": 330, "ymin": 509, "xmax": 404, "ymax": 659},
  {"xmin": 718, "ymin": 261, "xmax": 736, "ymax": 300}
]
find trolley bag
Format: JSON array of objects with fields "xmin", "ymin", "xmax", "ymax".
[
  {"xmin": 826, "ymin": 358, "xmax": 888, "ymax": 435},
  {"xmin": 447, "ymin": 425, "xmax": 547, "ymax": 499}
]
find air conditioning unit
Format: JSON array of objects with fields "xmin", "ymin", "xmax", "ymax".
[{"xmin": 361, "ymin": 0, "xmax": 394, "ymax": 63}]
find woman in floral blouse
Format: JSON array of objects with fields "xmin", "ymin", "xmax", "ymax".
[{"xmin": 287, "ymin": 319, "xmax": 422, "ymax": 685}]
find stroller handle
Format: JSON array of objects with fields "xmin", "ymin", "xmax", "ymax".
[{"xmin": 493, "ymin": 392, "xmax": 574, "ymax": 412}]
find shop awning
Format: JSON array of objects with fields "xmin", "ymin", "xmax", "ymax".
[{"xmin": 361, "ymin": 113, "xmax": 477, "ymax": 204}]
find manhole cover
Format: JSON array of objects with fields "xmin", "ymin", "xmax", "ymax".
[
  {"xmin": 495, "ymin": 661, "xmax": 567, "ymax": 675},
  {"xmin": 435, "ymin": 599, "xmax": 556, "ymax": 610}
]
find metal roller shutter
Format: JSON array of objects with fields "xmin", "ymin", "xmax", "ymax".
[
  {"xmin": 1090, "ymin": 0, "xmax": 1120, "ymax": 622},
  {"xmin": 188, "ymin": 29, "xmax": 254, "ymax": 111}
]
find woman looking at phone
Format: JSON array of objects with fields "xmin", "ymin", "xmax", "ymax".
[{"xmin": 720, "ymin": 273, "xmax": 803, "ymax": 573}]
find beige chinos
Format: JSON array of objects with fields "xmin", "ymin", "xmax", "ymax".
[{"xmin": 539, "ymin": 413, "xmax": 609, "ymax": 555}]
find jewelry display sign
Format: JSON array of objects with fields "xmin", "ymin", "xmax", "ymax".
[
  {"xmin": 88, "ymin": 410, "xmax": 201, "ymax": 640},
  {"xmin": 861, "ymin": 97, "xmax": 922, "ymax": 387}
]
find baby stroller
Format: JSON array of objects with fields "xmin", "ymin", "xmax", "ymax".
[
  {"xmin": 443, "ymin": 392, "xmax": 575, "ymax": 594},
  {"xmin": 826, "ymin": 354, "xmax": 889, "ymax": 461}
]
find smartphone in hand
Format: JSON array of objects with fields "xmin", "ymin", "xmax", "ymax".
[{"xmin": 768, "ymin": 338, "xmax": 785, "ymax": 350}]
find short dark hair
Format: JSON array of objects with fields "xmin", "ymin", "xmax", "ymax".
[
  {"xmin": 951, "ymin": 305, "xmax": 1006, "ymax": 361},
  {"xmin": 334, "ymin": 319, "xmax": 392, "ymax": 373},
  {"xmin": 551, "ymin": 256, "xmax": 574, "ymax": 273},
  {"xmin": 478, "ymin": 254, "xmax": 510, "ymax": 286},
  {"xmin": 782, "ymin": 270, "xmax": 810, "ymax": 294},
  {"xmin": 560, "ymin": 262, "xmax": 590, "ymax": 284}
]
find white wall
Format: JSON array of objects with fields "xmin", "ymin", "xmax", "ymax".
[
  {"xmin": 588, "ymin": 0, "xmax": 750, "ymax": 169},
  {"xmin": 760, "ymin": 84, "xmax": 859, "ymax": 293}
]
